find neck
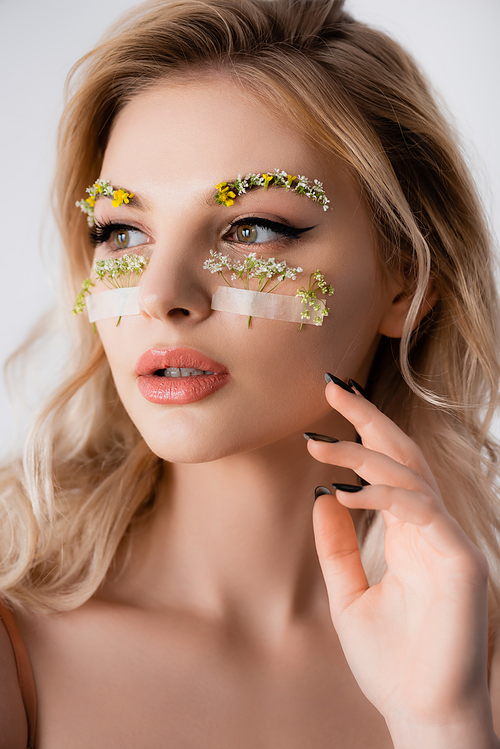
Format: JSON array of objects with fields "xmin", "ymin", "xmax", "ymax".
[{"xmin": 104, "ymin": 418, "xmax": 361, "ymax": 644}]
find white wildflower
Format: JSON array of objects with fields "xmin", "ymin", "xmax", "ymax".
[{"xmin": 295, "ymin": 270, "xmax": 334, "ymax": 331}]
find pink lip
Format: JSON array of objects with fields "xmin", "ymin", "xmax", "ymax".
[{"xmin": 136, "ymin": 347, "xmax": 230, "ymax": 405}]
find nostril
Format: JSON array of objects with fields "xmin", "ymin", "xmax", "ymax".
[{"xmin": 165, "ymin": 307, "xmax": 191, "ymax": 319}]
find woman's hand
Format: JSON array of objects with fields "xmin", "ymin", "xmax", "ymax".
[{"xmin": 306, "ymin": 376, "xmax": 497, "ymax": 746}]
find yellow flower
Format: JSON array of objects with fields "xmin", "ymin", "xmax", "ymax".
[
  {"xmin": 221, "ymin": 190, "xmax": 236, "ymax": 206},
  {"xmin": 286, "ymin": 174, "xmax": 297, "ymax": 188},
  {"xmin": 262, "ymin": 173, "xmax": 273, "ymax": 189},
  {"xmin": 215, "ymin": 183, "xmax": 236, "ymax": 206},
  {"xmin": 112, "ymin": 189, "xmax": 134, "ymax": 208},
  {"xmin": 86, "ymin": 195, "xmax": 96, "ymax": 207},
  {"xmin": 93, "ymin": 182, "xmax": 104, "ymax": 194}
]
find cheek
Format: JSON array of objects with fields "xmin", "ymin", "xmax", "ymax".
[
  {"xmin": 97, "ymin": 266, "xmax": 381, "ymax": 409},
  {"xmin": 217, "ymin": 283, "xmax": 379, "ymax": 414},
  {"xmin": 93, "ymin": 262, "xmax": 383, "ymax": 462},
  {"xmin": 325, "ymin": 245, "xmax": 385, "ymax": 352},
  {"xmin": 95, "ymin": 318, "xmax": 136, "ymax": 390}
]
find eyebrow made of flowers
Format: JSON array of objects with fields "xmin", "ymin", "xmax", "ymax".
[
  {"xmin": 76, "ymin": 169, "xmax": 329, "ymax": 227},
  {"xmin": 76, "ymin": 179, "xmax": 134, "ymax": 226},
  {"xmin": 214, "ymin": 169, "xmax": 330, "ymax": 210}
]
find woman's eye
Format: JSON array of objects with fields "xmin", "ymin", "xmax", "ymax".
[
  {"xmin": 234, "ymin": 223, "xmax": 282, "ymax": 243},
  {"xmin": 90, "ymin": 222, "xmax": 150, "ymax": 250},
  {"xmin": 223, "ymin": 218, "xmax": 309, "ymax": 246},
  {"xmin": 111, "ymin": 228, "xmax": 148, "ymax": 250}
]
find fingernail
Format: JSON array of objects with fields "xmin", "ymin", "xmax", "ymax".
[
  {"xmin": 303, "ymin": 432, "xmax": 340, "ymax": 443},
  {"xmin": 331, "ymin": 483, "xmax": 363, "ymax": 493},
  {"xmin": 324, "ymin": 373, "xmax": 355, "ymax": 393},
  {"xmin": 314, "ymin": 486, "xmax": 332, "ymax": 500},
  {"xmin": 347, "ymin": 379, "xmax": 367, "ymax": 398}
]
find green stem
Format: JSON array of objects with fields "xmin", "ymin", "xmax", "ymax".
[
  {"xmin": 267, "ymin": 280, "xmax": 283, "ymax": 293},
  {"xmin": 219, "ymin": 272, "xmax": 233, "ymax": 287},
  {"xmin": 116, "ymin": 316, "xmax": 122, "ymax": 326}
]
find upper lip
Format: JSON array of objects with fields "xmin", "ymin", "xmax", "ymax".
[{"xmin": 135, "ymin": 347, "xmax": 229, "ymax": 376}]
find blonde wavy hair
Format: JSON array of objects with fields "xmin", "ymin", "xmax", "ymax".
[{"xmin": 2, "ymin": 0, "xmax": 500, "ymax": 625}]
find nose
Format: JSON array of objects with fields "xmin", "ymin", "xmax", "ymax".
[{"xmin": 137, "ymin": 240, "xmax": 213, "ymax": 325}]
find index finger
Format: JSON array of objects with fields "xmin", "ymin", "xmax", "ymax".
[{"xmin": 324, "ymin": 376, "xmax": 440, "ymax": 495}]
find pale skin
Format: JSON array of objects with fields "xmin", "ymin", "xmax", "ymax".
[{"xmin": 4, "ymin": 75, "xmax": 500, "ymax": 748}]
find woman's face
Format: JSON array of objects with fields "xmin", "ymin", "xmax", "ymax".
[{"xmin": 94, "ymin": 76, "xmax": 399, "ymax": 462}]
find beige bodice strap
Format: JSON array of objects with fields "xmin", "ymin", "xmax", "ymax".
[{"xmin": 0, "ymin": 599, "xmax": 37, "ymax": 748}]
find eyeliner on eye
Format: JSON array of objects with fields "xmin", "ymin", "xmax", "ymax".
[
  {"xmin": 89, "ymin": 220, "xmax": 148, "ymax": 250},
  {"xmin": 227, "ymin": 217, "xmax": 316, "ymax": 240},
  {"xmin": 223, "ymin": 216, "xmax": 314, "ymax": 247},
  {"xmin": 89, "ymin": 220, "xmax": 133, "ymax": 246}
]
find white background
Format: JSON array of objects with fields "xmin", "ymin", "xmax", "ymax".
[{"xmin": 1, "ymin": 0, "xmax": 499, "ymax": 458}]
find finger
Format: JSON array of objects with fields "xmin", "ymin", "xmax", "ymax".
[
  {"xmin": 324, "ymin": 378, "xmax": 440, "ymax": 494},
  {"xmin": 307, "ymin": 438, "xmax": 440, "ymax": 500},
  {"xmin": 334, "ymin": 484, "xmax": 467, "ymax": 557},
  {"xmin": 312, "ymin": 492, "xmax": 368, "ymax": 621}
]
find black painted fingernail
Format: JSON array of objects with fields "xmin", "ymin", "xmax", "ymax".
[
  {"xmin": 303, "ymin": 432, "xmax": 340, "ymax": 443},
  {"xmin": 347, "ymin": 379, "xmax": 367, "ymax": 398},
  {"xmin": 324, "ymin": 373, "xmax": 355, "ymax": 393},
  {"xmin": 332, "ymin": 483, "xmax": 363, "ymax": 493},
  {"xmin": 314, "ymin": 486, "xmax": 332, "ymax": 500}
]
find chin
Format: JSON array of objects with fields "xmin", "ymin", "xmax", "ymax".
[
  {"xmin": 138, "ymin": 417, "xmax": 312, "ymax": 464},
  {"xmin": 124, "ymin": 388, "xmax": 328, "ymax": 463},
  {"xmin": 146, "ymin": 442, "xmax": 228, "ymax": 463},
  {"xmin": 138, "ymin": 429, "xmax": 242, "ymax": 463}
]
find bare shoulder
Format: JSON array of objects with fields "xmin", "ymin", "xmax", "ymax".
[{"xmin": 0, "ymin": 616, "xmax": 28, "ymax": 749}]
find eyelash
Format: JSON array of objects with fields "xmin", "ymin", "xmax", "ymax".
[
  {"xmin": 89, "ymin": 217, "xmax": 312, "ymax": 250},
  {"xmin": 89, "ymin": 221, "xmax": 143, "ymax": 248},
  {"xmin": 223, "ymin": 217, "xmax": 311, "ymax": 243}
]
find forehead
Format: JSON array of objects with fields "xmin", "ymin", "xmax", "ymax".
[{"xmin": 102, "ymin": 76, "xmax": 339, "ymax": 196}]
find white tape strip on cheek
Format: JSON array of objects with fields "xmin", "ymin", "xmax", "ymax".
[
  {"xmin": 211, "ymin": 286, "xmax": 326, "ymax": 325},
  {"xmin": 86, "ymin": 286, "xmax": 141, "ymax": 322}
]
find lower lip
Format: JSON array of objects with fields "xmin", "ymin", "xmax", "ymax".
[{"xmin": 137, "ymin": 373, "xmax": 230, "ymax": 405}]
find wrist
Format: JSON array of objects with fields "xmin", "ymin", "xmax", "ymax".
[
  {"xmin": 387, "ymin": 720, "xmax": 499, "ymax": 749},
  {"xmin": 385, "ymin": 689, "xmax": 499, "ymax": 749}
]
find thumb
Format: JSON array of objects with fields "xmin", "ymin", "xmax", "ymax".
[{"xmin": 313, "ymin": 492, "xmax": 369, "ymax": 623}]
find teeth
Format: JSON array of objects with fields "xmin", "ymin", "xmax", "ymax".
[{"xmin": 162, "ymin": 367, "xmax": 215, "ymax": 377}]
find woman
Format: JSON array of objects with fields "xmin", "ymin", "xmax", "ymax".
[{"xmin": 1, "ymin": 0, "xmax": 499, "ymax": 745}]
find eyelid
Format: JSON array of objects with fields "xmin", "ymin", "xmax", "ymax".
[
  {"xmin": 223, "ymin": 216, "xmax": 315, "ymax": 241},
  {"xmin": 89, "ymin": 220, "xmax": 151, "ymax": 248}
]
